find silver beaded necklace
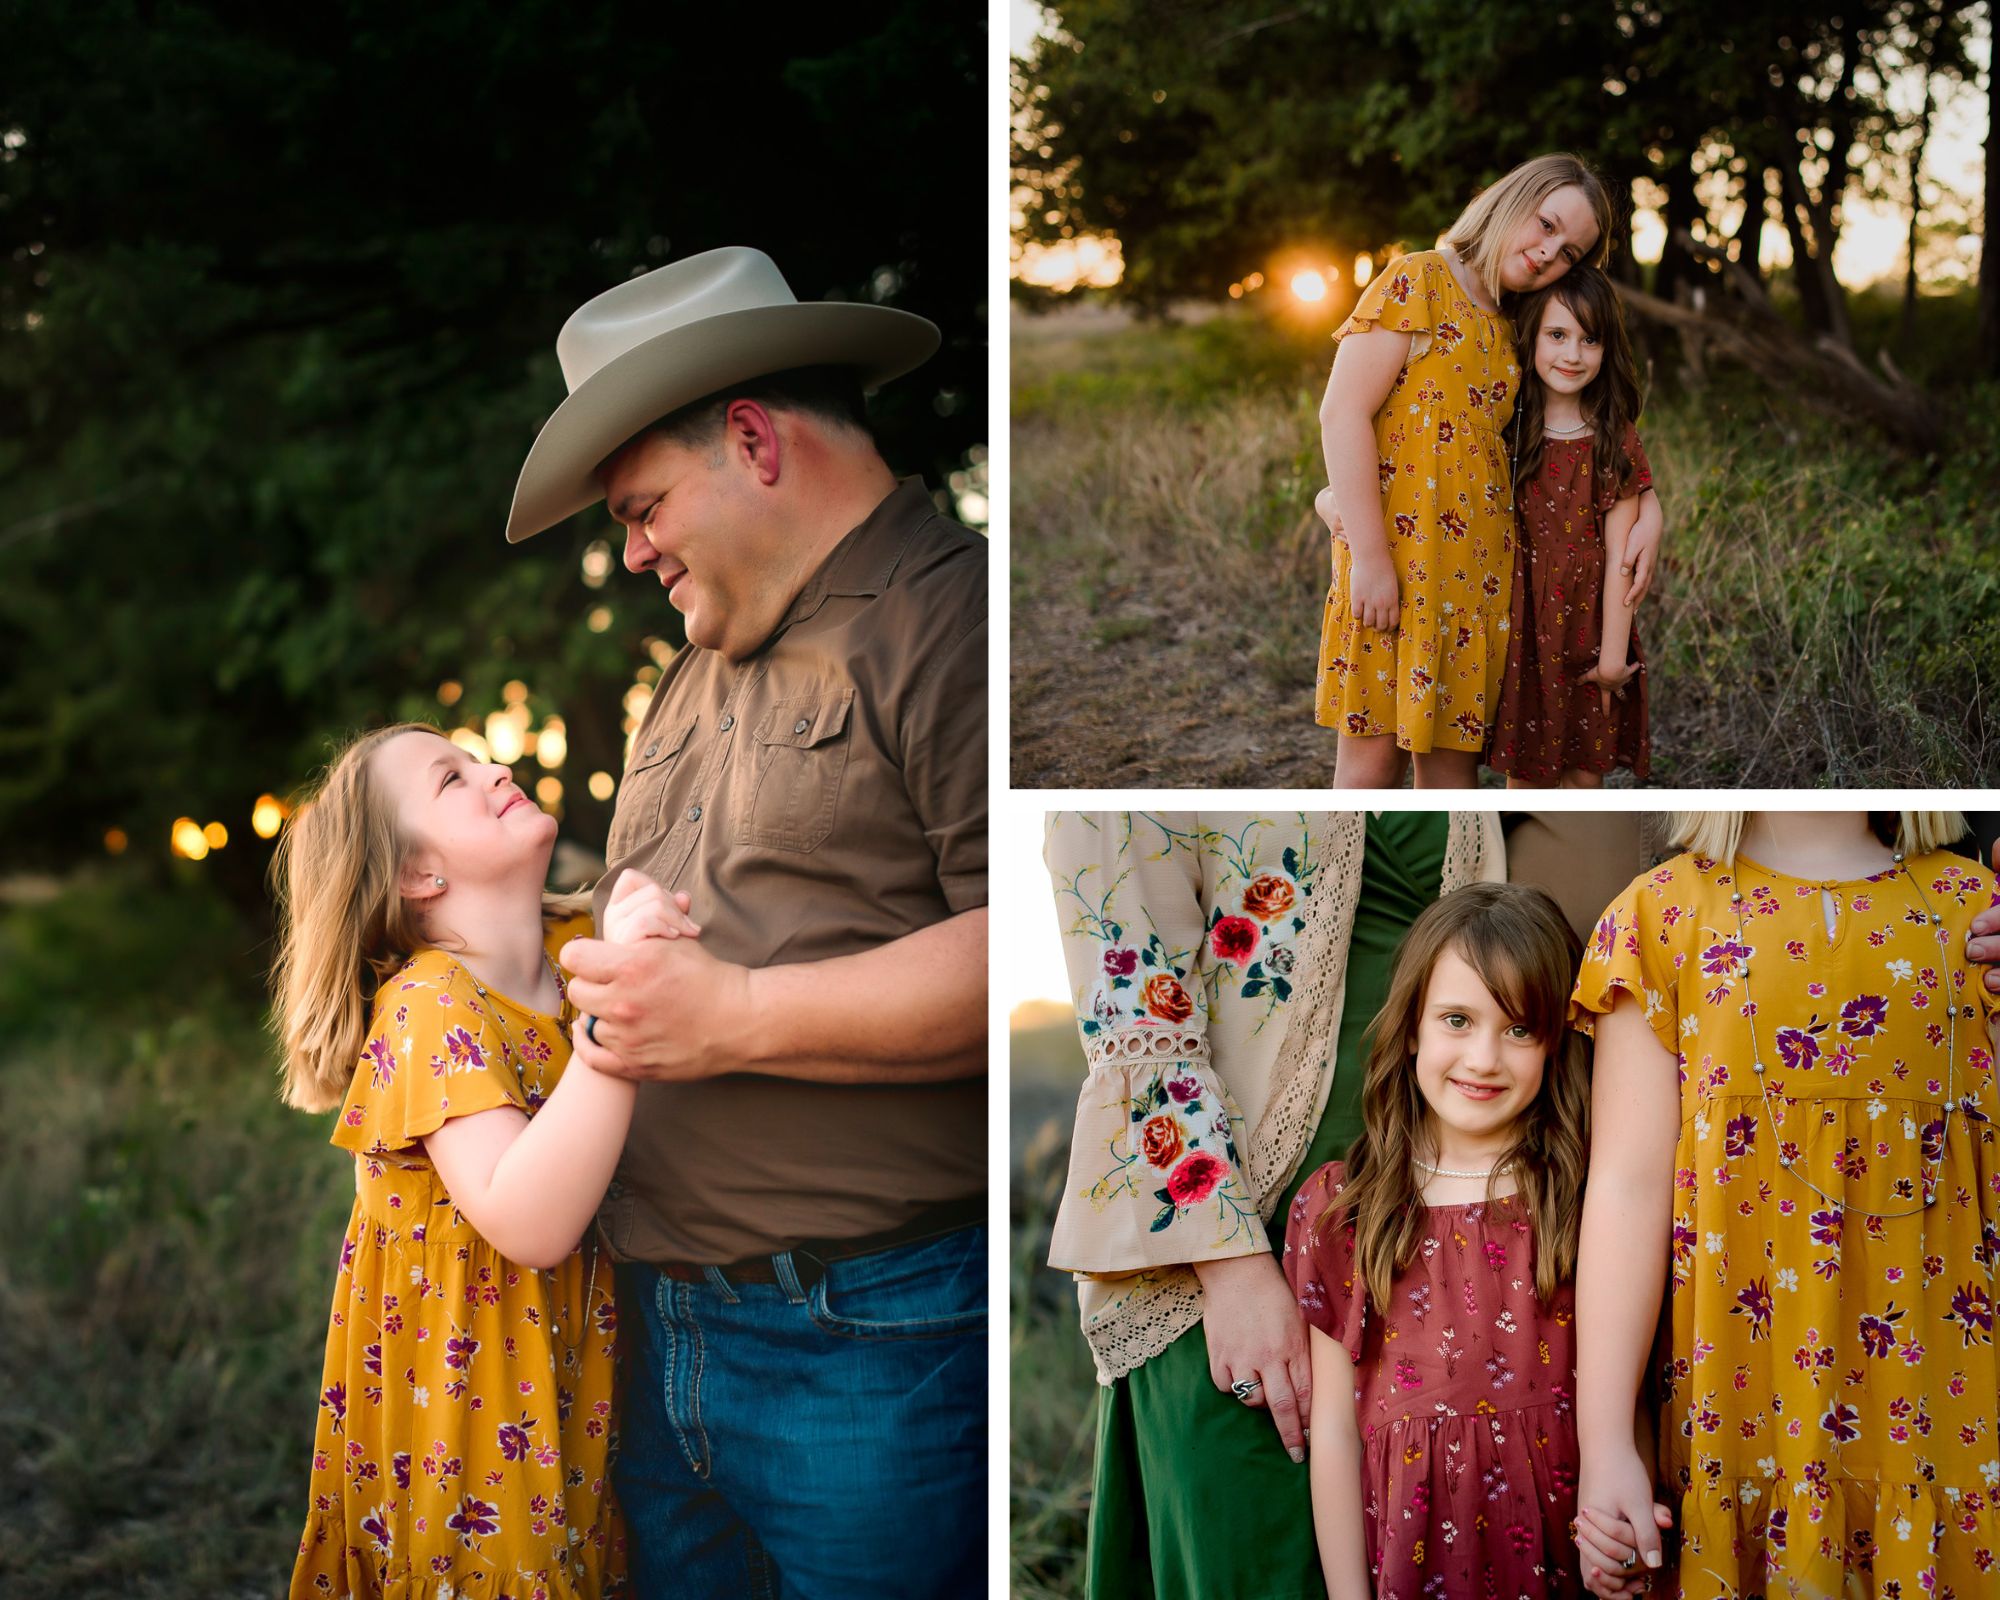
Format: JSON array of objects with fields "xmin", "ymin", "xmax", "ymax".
[{"xmin": 1727, "ymin": 850, "xmax": 1959, "ymax": 1219}]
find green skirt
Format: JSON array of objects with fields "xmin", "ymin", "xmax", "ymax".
[{"xmin": 1084, "ymin": 811, "xmax": 1449, "ymax": 1600}]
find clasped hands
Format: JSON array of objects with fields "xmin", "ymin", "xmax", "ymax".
[{"xmin": 562, "ymin": 869, "xmax": 751, "ymax": 1082}]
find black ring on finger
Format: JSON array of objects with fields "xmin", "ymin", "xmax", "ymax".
[{"xmin": 586, "ymin": 1014, "xmax": 601, "ymax": 1046}]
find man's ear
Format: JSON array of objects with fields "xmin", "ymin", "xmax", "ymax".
[{"xmin": 720, "ymin": 398, "xmax": 783, "ymax": 486}]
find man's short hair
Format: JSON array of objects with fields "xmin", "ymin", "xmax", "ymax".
[{"xmin": 638, "ymin": 364, "xmax": 873, "ymax": 458}]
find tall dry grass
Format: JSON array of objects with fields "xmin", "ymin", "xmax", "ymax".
[
  {"xmin": 0, "ymin": 873, "xmax": 351, "ymax": 1598},
  {"xmin": 1011, "ymin": 304, "xmax": 2000, "ymax": 786}
]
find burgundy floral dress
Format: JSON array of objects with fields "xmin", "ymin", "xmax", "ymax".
[
  {"xmin": 1284, "ymin": 1161, "xmax": 1582, "ymax": 1600},
  {"xmin": 1487, "ymin": 429, "xmax": 1653, "ymax": 784}
]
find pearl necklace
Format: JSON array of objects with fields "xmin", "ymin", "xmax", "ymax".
[
  {"xmin": 1728, "ymin": 850, "xmax": 1960, "ymax": 1218},
  {"xmin": 1414, "ymin": 1155, "xmax": 1513, "ymax": 1180}
]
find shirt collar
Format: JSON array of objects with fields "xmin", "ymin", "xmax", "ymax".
[{"xmin": 772, "ymin": 476, "xmax": 933, "ymax": 635}]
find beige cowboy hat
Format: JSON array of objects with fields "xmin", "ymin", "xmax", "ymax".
[{"xmin": 504, "ymin": 245, "xmax": 940, "ymax": 543}]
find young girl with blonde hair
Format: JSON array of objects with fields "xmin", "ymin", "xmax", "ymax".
[
  {"xmin": 1284, "ymin": 881, "xmax": 1667, "ymax": 1599},
  {"xmin": 1314, "ymin": 153, "xmax": 1617, "ymax": 789},
  {"xmin": 272, "ymin": 721, "xmax": 694, "ymax": 1599},
  {"xmin": 1573, "ymin": 811, "xmax": 2000, "ymax": 1599}
]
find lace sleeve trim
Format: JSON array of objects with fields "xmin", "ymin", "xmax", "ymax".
[{"xmin": 1082, "ymin": 1026, "xmax": 1209, "ymax": 1073}]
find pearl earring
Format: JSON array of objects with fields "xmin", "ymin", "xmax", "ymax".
[{"xmin": 433, "ymin": 876, "xmax": 446, "ymax": 889}]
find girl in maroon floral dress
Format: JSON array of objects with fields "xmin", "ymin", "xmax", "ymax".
[
  {"xmin": 1488, "ymin": 267, "xmax": 1658, "ymax": 788},
  {"xmin": 1283, "ymin": 883, "xmax": 1666, "ymax": 1600}
]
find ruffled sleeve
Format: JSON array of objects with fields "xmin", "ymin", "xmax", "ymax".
[
  {"xmin": 1043, "ymin": 811, "xmax": 1268, "ymax": 1274},
  {"xmin": 1336, "ymin": 250, "xmax": 1448, "ymax": 356},
  {"xmin": 1282, "ymin": 1161, "xmax": 1366, "ymax": 1362},
  {"xmin": 1596, "ymin": 424, "xmax": 1655, "ymax": 513},
  {"xmin": 1569, "ymin": 860, "xmax": 1690, "ymax": 1058},
  {"xmin": 330, "ymin": 950, "xmax": 531, "ymax": 1159}
]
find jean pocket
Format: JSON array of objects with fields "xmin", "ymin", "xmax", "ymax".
[{"xmin": 806, "ymin": 1226, "xmax": 987, "ymax": 1342}]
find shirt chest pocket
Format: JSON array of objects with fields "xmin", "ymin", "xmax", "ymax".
[
  {"xmin": 734, "ymin": 691, "xmax": 853, "ymax": 853},
  {"xmin": 605, "ymin": 715, "xmax": 697, "ymax": 862}
]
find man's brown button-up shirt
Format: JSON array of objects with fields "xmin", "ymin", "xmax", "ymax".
[{"xmin": 591, "ymin": 477, "xmax": 986, "ymax": 1265}]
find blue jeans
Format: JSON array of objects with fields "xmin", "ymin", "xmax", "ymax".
[{"xmin": 614, "ymin": 1225, "xmax": 987, "ymax": 1599}]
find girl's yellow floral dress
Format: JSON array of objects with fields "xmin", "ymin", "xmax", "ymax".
[
  {"xmin": 1315, "ymin": 249, "xmax": 1519, "ymax": 753},
  {"xmin": 292, "ymin": 913, "xmax": 626, "ymax": 1600},
  {"xmin": 1574, "ymin": 850, "xmax": 2000, "ymax": 1600}
]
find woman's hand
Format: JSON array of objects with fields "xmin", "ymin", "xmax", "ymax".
[
  {"xmin": 1192, "ymin": 1251, "xmax": 1314, "ymax": 1462},
  {"xmin": 1346, "ymin": 548, "xmax": 1400, "ymax": 634},
  {"xmin": 1579, "ymin": 655, "xmax": 1640, "ymax": 718},
  {"xmin": 601, "ymin": 870, "xmax": 701, "ymax": 946},
  {"xmin": 1576, "ymin": 1447, "xmax": 1670, "ymax": 1594}
]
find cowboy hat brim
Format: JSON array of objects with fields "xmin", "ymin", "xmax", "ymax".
[{"xmin": 504, "ymin": 300, "xmax": 940, "ymax": 543}]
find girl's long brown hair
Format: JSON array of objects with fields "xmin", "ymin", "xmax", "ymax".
[
  {"xmin": 1511, "ymin": 265, "xmax": 1645, "ymax": 507},
  {"xmin": 1324, "ymin": 882, "xmax": 1590, "ymax": 1309}
]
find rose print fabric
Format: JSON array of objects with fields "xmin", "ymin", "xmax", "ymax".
[
  {"xmin": 1573, "ymin": 850, "xmax": 2000, "ymax": 1600},
  {"xmin": 292, "ymin": 913, "xmax": 625, "ymax": 1599},
  {"xmin": 1283, "ymin": 1162, "xmax": 1583, "ymax": 1599},
  {"xmin": 1488, "ymin": 429, "xmax": 1654, "ymax": 784},
  {"xmin": 1046, "ymin": 814, "xmax": 1326, "ymax": 1274},
  {"xmin": 1315, "ymin": 249, "xmax": 1520, "ymax": 754}
]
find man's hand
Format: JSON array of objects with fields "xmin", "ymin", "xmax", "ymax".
[{"xmin": 563, "ymin": 933, "xmax": 752, "ymax": 1082}]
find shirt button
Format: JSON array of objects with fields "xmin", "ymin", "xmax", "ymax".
[
  {"xmin": 686, "ymin": 804, "xmax": 702, "ymax": 822},
  {"xmin": 644, "ymin": 742, "xmax": 658, "ymax": 759},
  {"xmin": 793, "ymin": 718, "xmax": 809, "ymax": 734},
  {"xmin": 719, "ymin": 713, "xmax": 735, "ymax": 732}
]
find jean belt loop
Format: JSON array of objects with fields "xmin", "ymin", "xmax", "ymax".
[
  {"xmin": 702, "ymin": 1264, "xmax": 739, "ymax": 1304},
  {"xmin": 771, "ymin": 1250, "xmax": 809, "ymax": 1304}
]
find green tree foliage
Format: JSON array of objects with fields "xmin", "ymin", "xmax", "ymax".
[
  {"xmin": 1015, "ymin": 0, "xmax": 1980, "ymax": 338},
  {"xmin": 0, "ymin": 2, "xmax": 985, "ymax": 884}
]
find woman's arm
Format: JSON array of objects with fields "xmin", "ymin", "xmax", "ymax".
[
  {"xmin": 1306, "ymin": 1325, "xmax": 1372, "ymax": 1600},
  {"xmin": 1575, "ymin": 992, "xmax": 1680, "ymax": 1576},
  {"xmin": 1319, "ymin": 329, "xmax": 1412, "ymax": 633},
  {"xmin": 423, "ymin": 1065, "xmax": 636, "ymax": 1270}
]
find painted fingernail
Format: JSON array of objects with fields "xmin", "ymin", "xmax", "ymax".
[
  {"xmin": 1288, "ymin": 1447, "xmax": 1304, "ymax": 1464},
  {"xmin": 1645, "ymin": 1552, "xmax": 1661, "ymax": 1568}
]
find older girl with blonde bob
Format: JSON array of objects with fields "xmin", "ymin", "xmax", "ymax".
[{"xmin": 272, "ymin": 721, "xmax": 692, "ymax": 1599}]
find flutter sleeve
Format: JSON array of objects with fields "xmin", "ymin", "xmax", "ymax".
[
  {"xmin": 1282, "ymin": 1160, "xmax": 1366, "ymax": 1363},
  {"xmin": 330, "ymin": 951, "xmax": 530, "ymax": 1159},
  {"xmin": 1598, "ymin": 424, "xmax": 1655, "ymax": 513},
  {"xmin": 1043, "ymin": 811, "xmax": 1268, "ymax": 1274},
  {"xmin": 1335, "ymin": 250, "xmax": 1447, "ymax": 357},
  {"xmin": 1570, "ymin": 860, "xmax": 1689, "ymax": 1059}
]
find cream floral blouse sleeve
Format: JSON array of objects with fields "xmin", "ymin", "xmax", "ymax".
[{"xmin": 1043, "ymin": 813, "xmax": 1283, "ymax": 1273}]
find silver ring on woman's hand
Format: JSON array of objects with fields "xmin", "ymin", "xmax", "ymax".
[
  {"xmin": 1231, "ymin": 1376, "xmax": 1262, "ymax": 1402},
  {"xmin": 1620, "ymin": 1554, "xmax": 1635, "ymax": 1571},
  {"xmin": 585, "ymin": 1014, "xmax": 601, "ymax": 1046}
]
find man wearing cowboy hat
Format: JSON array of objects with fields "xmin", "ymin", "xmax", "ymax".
[{"xmin": 507, "ymin": 246, "xmax": 986, "ymax": 1598}]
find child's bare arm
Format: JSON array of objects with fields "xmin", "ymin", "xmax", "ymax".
[
  {"xmin": 1621, "ymin": 488, "xmax": 1664, "ymax": 607},
  {"xmin": 1306, "ymin": 1326, "xmax": 1373, "ymax": 1600},
  {"xmin": 1576, "ymin": 994, "xmax": 1680, "ymax": 1579},
  {"xmin": 1582, "ymin": 494, "xmax": 1643, "ymax": 715},
  {"xmin": 1319, "ymin": 328, "xmax": 1412, "ymax": 633},
  {"xmin": 422, "ymin": 874, "xmax": 691, "ymax": 1268}
]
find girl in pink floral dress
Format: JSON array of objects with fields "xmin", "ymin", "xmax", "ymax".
[{"xmin": 1284, "ymin": 882, "xmax": 1663, "ymax": 1600}]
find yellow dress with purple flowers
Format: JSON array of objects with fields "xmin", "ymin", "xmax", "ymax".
[
  {"xmin": 291, "ymin": 913, "xmax": 626, "ymax": 1600},
  {"xmin": 1314, "ymin": 249, "xmax": 1519, "ymax": 753},
  {"xmin": 1573, "ymin": 850, "xmax": 2000, "ymax": 1600}
]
